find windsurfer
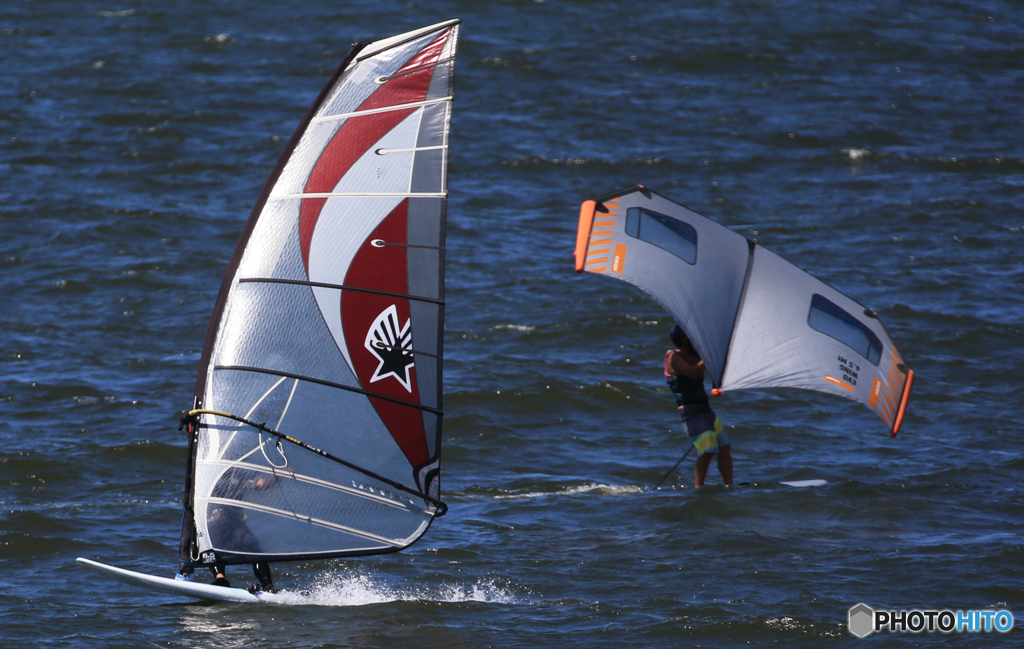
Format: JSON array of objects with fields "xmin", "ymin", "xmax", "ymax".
[
  {"xmin": 664, "ymin": 325, "xmax": 733, "ymax": 487},
  {"xmin": 207, "ymin": 469, "xmax": 278, "ymax": 592}
]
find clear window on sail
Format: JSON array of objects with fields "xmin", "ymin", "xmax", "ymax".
[
  {"xmin": 625, "ymin": 207, "xmax": 698, "ymax": 264},
  {"xmin": 807, "ymin": 294, "xmax": 883, "ymax": 365}
]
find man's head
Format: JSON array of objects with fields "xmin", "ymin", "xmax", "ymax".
[{"xmin": 669, "ymin": 324, "xmax": 690, "ymax": 349}]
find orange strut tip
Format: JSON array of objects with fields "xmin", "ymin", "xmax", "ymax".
[
  {"xmin": 891, "ymin": 369, "xmax": 915, "ymax": 438},
  {"xmin": 574, "ymin": 200, "xmax": 597, "ymax": 273}
]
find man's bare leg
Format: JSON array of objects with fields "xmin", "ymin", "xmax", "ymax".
[
  {"xmin": 717, "ymin": 444, "xmax": 733, "ymax": 486},
  {"xmin": 694, "ymin": 453, "xmax": 712, "ymax": 487}
]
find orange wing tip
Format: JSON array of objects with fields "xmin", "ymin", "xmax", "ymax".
[
  {"xmin": 890, "ymin": 369, "xmax": 914, "ymax": 438},
  {"xmin": 711, "ymin": 388, "xmax": 722, "ymax": 397},
  {"xmin": 574, "ymin": 200, "xmax": 597, "ymax": 273}
]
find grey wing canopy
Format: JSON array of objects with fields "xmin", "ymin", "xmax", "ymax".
[
  {"xmin": 574, "ymin": 185, "xmax": 914, "ymax": 436},
  {"xmin": 179, "ymin": 20, "xmax": 460, "ymax": 568}
]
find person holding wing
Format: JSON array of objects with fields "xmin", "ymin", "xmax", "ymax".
[{"xmin": 664, "ymin": 325, "xmax": 733, "ymax": 487}]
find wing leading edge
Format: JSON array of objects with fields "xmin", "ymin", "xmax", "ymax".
[{"xmin": 575, "ymin": 185, "xmax": 913, "ymax": 437}]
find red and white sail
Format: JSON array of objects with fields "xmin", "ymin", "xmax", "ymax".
[{"xmin": 181, "ymin": 20, "xmax": 459, "ymax": 566}]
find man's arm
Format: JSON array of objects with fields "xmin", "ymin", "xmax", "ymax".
[{"xmin": 668, "ymin": 350, "xmax": 705, "ymax": 379}]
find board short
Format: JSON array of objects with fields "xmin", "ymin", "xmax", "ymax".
[{"xmin": 679, "ymin": 405, "xmax": 728, "ymax": 457}]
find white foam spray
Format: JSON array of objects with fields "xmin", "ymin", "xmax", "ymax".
[{"xmin": 268, "ymin": 568, "xmax": 520, "ymax": 607}]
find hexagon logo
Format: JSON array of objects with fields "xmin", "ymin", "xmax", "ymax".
[{"xmin": 849, "ymin": 603, "xmax": 875, "ymax": 638}]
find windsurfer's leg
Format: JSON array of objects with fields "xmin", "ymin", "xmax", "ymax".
[
  {"xmin": 717, "ymin": 444, "xmax": 734, "ymax": 486},
  {"xmin": 253, "ymin": 561, "xmax": 275, "ymax": 593},
  {"xmin": 694, "ymin": 453, "xmax": 712, "ymax": 487},
  {"xmin": 210, "ymin": 557, "xmax": 230, "ymax": 587}
]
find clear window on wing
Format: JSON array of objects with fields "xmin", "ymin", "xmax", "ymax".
[
  {"xmin": 625, "ymin": 207, "xmax": 698, "ymax": 264},
  {"xmin": 807, "ymin": 294, "xmax": 883, "ymax": 365}
]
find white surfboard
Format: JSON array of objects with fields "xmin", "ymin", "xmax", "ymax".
[
  {"xmin": 779, "ymin": 479, "xmax": 828, "ymax": 488},
  {"xmin": 77, "ymin": 557, "xmax": 275, "ymax": 603}
]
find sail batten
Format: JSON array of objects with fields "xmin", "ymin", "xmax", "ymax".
[
  {"xmin": 181, "ymin": 20, "xmax": 459, "ymax": 568},
  {"xmin": 201, "ymin": 498, "xmax": 419, "ymax": 547},
  {"xmin": 211, "ymin": 365, "xmax": 445, "ymax": 414},
  {"xmin": 575, "ymin": 185, "xmax": 912, "ymax": 436},
  {"xmin": 310, "ymin": 97, "xmax": 452, "ymax": 123},
  {"xmin": 377, "ymin": 145, "xmax": 448, "ymax": 155},
  {"xmin": 237, "ymin": 277, "xmax": 446, "ymax": 306},
  {"xmin": 198, "ymin": 461, "xmax": 422, "ymax": 512},
  {"xmin": 271, "ymin": 192, "xmax": 447, "ymax": 199}
]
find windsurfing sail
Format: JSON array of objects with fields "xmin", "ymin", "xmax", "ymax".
[
  {"xmin": 178, "ymin": 20, "xmax": 460, "ymax": 570},
  {"xmin": 574, "ymin": 185, "xmax": 914, "ymax": 437}
]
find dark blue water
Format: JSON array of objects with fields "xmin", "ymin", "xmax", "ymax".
[{"xmin": 2, "ymin": 1, "xmax": 1022, "ymax": 647}]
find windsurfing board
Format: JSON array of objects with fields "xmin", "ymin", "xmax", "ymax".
[
  {"xmin": 734, "ymin": 479, "xmax": 828, "ymax": 488},
  {"xmin": 779, "ymin": 479, "xmax": 827, "ymax": 488},
  {"xmin": 77, "ymin": 557, "xmax": 274, "ymax": 603},
  {"xmin": 655, "ymin": 478, "xmax": 829, "ymax": 490}
]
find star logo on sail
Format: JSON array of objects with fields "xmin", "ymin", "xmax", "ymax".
[{"xmin": 364, "ymin": 305, "xmax": 415, "ymax": 392}]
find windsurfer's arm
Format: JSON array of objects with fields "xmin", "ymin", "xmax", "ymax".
[
  {"xmin": 668, "ymin": 350, "xmax": 705, "ymax": 379},
  {"xmin": 253, "ymin": 475, "xmax": 278, "ymax": 490}
]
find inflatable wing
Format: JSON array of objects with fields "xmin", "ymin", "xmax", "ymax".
[{"xmin": 574, "ymin": 185, "xmax": 913, "ymax": 437}]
